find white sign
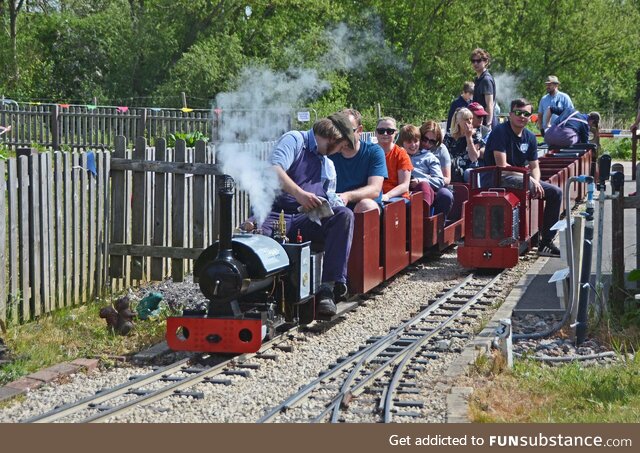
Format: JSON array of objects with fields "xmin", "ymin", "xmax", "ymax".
[{"xmin": 297, "ymin": 111, "xmax": 311, "ymax": 122}]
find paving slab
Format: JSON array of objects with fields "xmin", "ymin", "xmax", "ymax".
[
  {"xmin": 0, "ymin": 386, "xmax": 23, "ymax": 402},
  {"xmin": 70, "ymin": 358, "xmax": 100, "ymax": 372},
  {"xmin": 5, "ymin": 377, "xmax": 44, "ymax": 392}
]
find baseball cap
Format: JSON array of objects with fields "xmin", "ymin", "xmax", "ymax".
[
  {"xmin": 545, "ymin": 75, "xmax": 560, "ymax": 84},
  {"xmin": 327, "ymin": 113, "xmax": 357, "ymax": 149},
  {"xmin": 467, "ymin": 102, "xmax": 488, "ymax": 116}
]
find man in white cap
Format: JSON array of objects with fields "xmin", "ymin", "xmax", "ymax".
[{"xmin": 537, "ymin": 75, "xmax": 574, "ymax": 136}]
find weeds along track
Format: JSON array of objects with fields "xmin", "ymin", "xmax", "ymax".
[{"xmin": 258, "ymin": 272, "xmax": 503, "ymax": 423}]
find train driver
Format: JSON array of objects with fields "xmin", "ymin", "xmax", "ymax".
[
  {"xmin": 484, "ymin": 98, "xmax": 562, "ymax": 257},
  {"xmin": 261, "ymin": 113, "xmax": 357, "ymax": 316}
]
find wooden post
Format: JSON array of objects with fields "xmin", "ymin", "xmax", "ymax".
[
  {"xmin": 637, "ymin": 163, "xmax": 640, "ymax": 289},
  {"xmin": 109, "ymin": 137, "xmax": 126, "ymax": 278},
  {"xmin": 150, "ymin": 139, "xmax": 167, "ymax": 281},
  {"xmin": 611, "ymin": 164, "xmax": 625, "ymax": 310},
  {"xmin": 181, "ymin": 92, "xmax": 187, "ymax": 109},
  {"xmin": 130, "ymin": 137, "xmax": 147, "ymax": 281},
  {"xmin": 171, "ymin": 140, "xmax": 186, "ymax": 282},
  {"xmin": 50, "ymin": 104, "xmax": 60, "ymax": 151},
  {"xmin": 138, "ymin": 108, "xmax": 148, "ymax": 139},
  {"xmin": 632, "ymin": 130, "xmax": 637, "ymax": 181},
  {"xmin": 0, "ymin": 160, "xmax": 6, "ymax": 323}
]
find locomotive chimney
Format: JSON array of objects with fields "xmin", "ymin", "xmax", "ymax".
[{"xmin": 217, "ymin": 175, "xmax": 235, "ymax": 260}]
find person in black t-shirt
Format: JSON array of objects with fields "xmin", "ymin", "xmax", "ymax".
[
  {"xmin": 446, "ymin": 81, "xmax": 474, "ymax": 132},
  {"xmin": 470, "ymin": 48, "xmax": 498, "ymax": 129},
  {"xmin": 484, "ymin": 98, "xmax": 562, "ymax": 257}
]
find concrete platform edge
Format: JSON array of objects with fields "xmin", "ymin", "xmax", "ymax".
[{"xmin": 444, "ymin": 257, "xmax": 549, "ymax": 422}]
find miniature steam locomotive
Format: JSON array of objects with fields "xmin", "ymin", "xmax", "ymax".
[{"xmin": 166, "ymin": 176, "xmax": 321, "ymax": 353}]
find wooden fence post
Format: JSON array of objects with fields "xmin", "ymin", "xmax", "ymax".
[
  {"xmin": 171, "ymin": 140, "xmax": 186, "ymax": 282},
  {"xmin": 0, "ymin": 160, "xmax": 6, "ymax": 323},
  {"xmin": 631, "ymin": 130, "xmax": 637, "ymax": 181},
  {"xmin": 636, "ymin": 163, "xmax": 640, "ymax": 289},
  {"xmin": 130, "ymin": 137, "xmax": 147, "ymax": 281},
  {"xmin": 50, "ymin": 104, "xmax": 60, "ymax": 150},
  {"xmin": 138, "ymin": 108, "xmax": 148, "ymax": 139},
  {"xmin": 610, "ymin": 164, "xmax": 625, "ymax": 310},
  {"xmin": 109, "ymin": 137, "xmax": 126, "ymax": 279}
]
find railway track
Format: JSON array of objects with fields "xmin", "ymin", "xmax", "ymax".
[
  {"xmin": 258, "ymin": 272, "xmax": 503, "ymax": 423},
  {"xmin": 23, "ymin": 331, "xmax": 298, "ymax": 423}
]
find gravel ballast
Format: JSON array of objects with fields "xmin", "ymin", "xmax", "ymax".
[{"xmin": 0, "ymin": 249, "xmax": 607, "ymax": 423}]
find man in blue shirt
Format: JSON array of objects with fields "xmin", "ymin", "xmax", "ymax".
[
  {"xmin": 485, "ymin": 98, "xmax": 562, "ymax": 257},
  {"xmin": 330, "ymin": 108, "xmax": 388, "ymax": 213},
  {"xmin": 537, "ymin": 75, "xmax": 574, "ymax": 136},
  {"xmin": 263, "ymin": 113, "xmax": 357, "ymax": 316}
]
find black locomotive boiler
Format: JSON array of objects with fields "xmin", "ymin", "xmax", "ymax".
[{"xmin": 166, "ymin": 176, "xmax": 320, "ymax": 353}]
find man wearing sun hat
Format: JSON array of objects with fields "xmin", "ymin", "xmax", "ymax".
[{"xmin": 537, "ymin": 75, "xmax": 574, "ymax": 136}]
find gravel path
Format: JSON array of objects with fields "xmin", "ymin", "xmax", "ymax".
[{"xmin": 0, "ymin": 250, "xmax": 568, "ymax": 423}]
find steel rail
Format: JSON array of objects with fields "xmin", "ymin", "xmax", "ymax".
[
  {"xmin": 258, "ymin": 274, "xmax": 477, "ymax": 423},
  {"xmin": 332, "ymin": 273, "xmax": 500, "ymax": 423},
  {"xmin": 23, "ymin": 358, "xmax": 192, "ymax": 423},
  {"xmin": 26, "ymin": 327, "xmax": 297, "ymax": 423},
  {"xmin": 382, "ymin": 272, "xmax": 501, "ymax": 422},
  {"xmin": 81, "ymin": 333, "xmax": 295, "ymax": 423}
]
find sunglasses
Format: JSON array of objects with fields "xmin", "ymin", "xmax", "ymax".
[
  {"xmin": 420, "ymin": 136, "xmax": 438, "ymax": 145},
  {"xmin": 470, "ymin": 59, "xmax": 484, "ymax": 64},
  {"xmin": 511, "ymin": 110, "xmax": 532, "ymax": 118},
  {"xmin": 376, "ymin": 127, "xmax": 397, "ymax": 135}
]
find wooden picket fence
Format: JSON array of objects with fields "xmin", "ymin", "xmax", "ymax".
[
  {"xmin": 0, "ymin": 149, "xmax": 110, "ymax": 323},
  {"xmin": 0, "ymin": 137, "xmax": 276, "ymax": 325},
  {"xmin": 0, "ymin": 102, "xmax": 212, "ymax": 150}
]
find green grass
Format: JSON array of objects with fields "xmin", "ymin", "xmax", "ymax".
[
  {"xmin": 0, "ymin": 299, "xmax": 170, "ymax": 386},
  {"xmin": 469, "ymin": 353, "xmax": 640, "ymax": 422}
]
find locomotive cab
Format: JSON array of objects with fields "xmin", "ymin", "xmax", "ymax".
[{"xmin": 458, "ymin": 166, "xmax": 532, "ymax": 269}]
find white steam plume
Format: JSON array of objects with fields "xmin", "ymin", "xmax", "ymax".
[
  {"xmin": 214, "ymin": 66, "xmax": 330, "ymax": 225},
  {"xmin": 213, "ymin": 17, "xmax": 407, "ymax": 226},
  {"xmin": 323, "ymin": 17, "xmax": 407, "ymax": 71},
  {"xmin": 494, "ymin": 73, "xmax": 522, "ymax": 113}
]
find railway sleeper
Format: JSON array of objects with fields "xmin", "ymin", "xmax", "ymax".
[
  {"xmin": 173, "ymin": 390, "xmax": 205, "ymax": 399},
  {"xmin": 202, "ymin": 377, "xmax": 233, "ymax": 385},
  {"xmin": 222, "ymin": 369, "xmax": 251, "ymax": 377},
  {"xmin": 126, "ymin": 389, "xmax": 152, "ymax": 396},
  {"xmin": 397, "ymin": 388, "xmax": 421, "ymax": 394},
  {"xmin": 394, "ymin": 400, "xmax": 425, "ymax": 408},
  {"xmin": 394, "ymin": 410, "xmax": 422, "ymax": 417}
]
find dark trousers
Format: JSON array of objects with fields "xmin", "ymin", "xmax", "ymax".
[
  {"xmin": 502, "ymin": 176, "xmax": 562, "ymax": 244},
  {"xmin": 413, "ymin": 182, "xmax": 454, "ymax": 220},
  {"xmin": 260, "ymin": 206, "xmax": 354, "ymax": 284}
]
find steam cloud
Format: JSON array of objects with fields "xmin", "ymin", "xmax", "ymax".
[
  {"xmin": 213, "ymin": 16, "xmax": 406, "ymax": 227},
  {"xmin": 323, "ymin": 16, "xmax": 407, "ymax": 71},
  {"xmin": 493, "ymin": 73, "xmax": 522, "ymax": 113},
  {"xmin": 215, "ymin": 66, "xmax": 330, "ymax": 225}
]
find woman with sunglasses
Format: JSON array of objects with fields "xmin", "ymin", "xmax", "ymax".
[
  {"xmin": 443, "ymin": 107, "xmax": 482, "ymax": 183},
  {"xmin": 401, "ymin": 123, "xmax": 453, "ymax": 219},
  {"xmin": 375, "ymin": 117, "xmax": 413, "ymax": 203}
]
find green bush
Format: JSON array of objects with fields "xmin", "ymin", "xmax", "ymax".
[
  {"xmin": 167, "ymin": 131, "xmax": 209, "ymax": 147},
  {"xmin": 600, "ymin": 137, "xmax": 632, "ymax": 160}
]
